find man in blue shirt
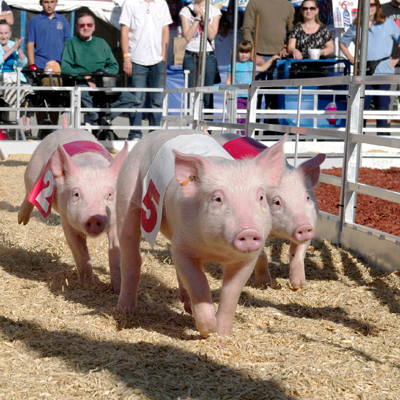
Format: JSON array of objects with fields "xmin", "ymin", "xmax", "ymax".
[
  {"xmin": 26, "ymin": 0, "xmax": 70, "ymax": 69},
  {"xmin": 26, "ymin": 0, "xmax": 71, "ymax": 134}
]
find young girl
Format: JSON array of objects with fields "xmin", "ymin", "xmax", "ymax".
[{"xmin": 226, "ymin": 40, "xmax": 280, "ymax": 134}]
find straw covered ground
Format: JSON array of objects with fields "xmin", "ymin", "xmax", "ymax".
[{"xmin": 0, "ymin": 153, "xmax": 399, "ymax": 400}]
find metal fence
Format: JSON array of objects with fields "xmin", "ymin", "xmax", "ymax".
[
  {"xmin": 163, "ymin": 73, "xmax": 400, "ymax": 273},
  {"xmin": 1, "ymin": 68, "xmax": 399, "ymax": 272}
]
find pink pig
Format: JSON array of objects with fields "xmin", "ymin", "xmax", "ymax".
[
  {"xmin": 18, "ymin": 129, "xmax": 128, "ymax": 292},
  {"xmin": 116, "ymin": 130, "xmax": 286, "ymax": 337},
  {"xmin": 216, "ymin": 134, "xmax": 326, "ymax": 289}
]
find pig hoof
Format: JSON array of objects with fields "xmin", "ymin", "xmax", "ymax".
[
  {"xmin": 256, "ymin": 281, "xmax": 272, "ymax": 290},
  {"xmin": 290, "ymin": 281, "xmax": 306, "ymax": 290},
  {"xmin": 184, "ymin": 301, "xmax": 192, "ymax": 315}
]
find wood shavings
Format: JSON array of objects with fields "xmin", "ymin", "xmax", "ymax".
[{"xmin": 0, "ymin": 154, "xmax": 399, "ymax": 399}]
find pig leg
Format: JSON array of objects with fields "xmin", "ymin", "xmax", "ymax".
[
  {"xmin": 177, "ymin": 273, "xmax": 192, "ymax": 314},
  {"xmin": 216, "ymin": 262, "xmax": 255, "ymax": 337},
  {"xmin": 174, "ymin": 254, "xmax": 215, "ymax": 338},
  {"xmin": 117, "ymin": 208, "xmax": 142, "ymax": 314},
  {"xmin": 61, "ymin": 221, "xmax": 94, "ymax": 283},
  {"xmin": 289, "ymin": 240, "xmax": 310, "ymax": 289},
  {"xmin": 107, "ymin": 224, "xmax": 121, "ymax": 294},
  {"xmin": 18, "ymin": 198, "xmax": 34, "ymax": 225},
  {"xmin": 254, "ymin": 250, "xmax": 272, "ymax": 288}
]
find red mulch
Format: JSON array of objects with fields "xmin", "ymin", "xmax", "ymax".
[{"xmin": 314, "ymin": 167, "xmax": 400, "ymax": 236}]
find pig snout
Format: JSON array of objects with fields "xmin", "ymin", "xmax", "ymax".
[
  {"xmin": 84, "ymin": 215, "xmax": 107, "ymax": 235},
  {"xmin": 233, "ymin": 229, "xmax": 263, "ymax": 252},
  {"xmin": 293, "ymin": 224, "xmax": 314, "ymax": 242}
]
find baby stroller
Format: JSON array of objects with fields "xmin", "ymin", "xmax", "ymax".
[
  {"xmin": 78, "ymin": 70, "xmax": 125, "ymax": 140},
  {"xmin": 23, "ymin": 65, "xmax": 70, "ymax": 140}
]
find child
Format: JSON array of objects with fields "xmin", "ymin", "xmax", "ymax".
[{"xmin": 226, "ymin": 40, "xmax": 280, "ymax": 135}]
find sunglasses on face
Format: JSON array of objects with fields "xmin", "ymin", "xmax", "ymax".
[
  {"xmin": 302, "ymin": 7, "xmax": 317, "ymax": 11},
  {"xmin": 78, "ymin": 23, "xmax": 94, "ymax": 29},
  {"xmin": 370, "ymin": 3, "xmax": 376, "ymax": 7}
]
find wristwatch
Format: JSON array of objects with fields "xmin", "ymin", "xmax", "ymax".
[{"xmin": 194, "ymin": 17, "xmax": 201, "ymax": 22}]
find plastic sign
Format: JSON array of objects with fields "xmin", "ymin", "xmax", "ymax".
[{"xmin": 332, "ymin": 0, "xmax": 357, "ymax": 28}]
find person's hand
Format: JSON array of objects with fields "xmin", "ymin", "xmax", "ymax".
[
  {"xmin": 11, "ymin": 38, "xmax": 24, "ymax": 51},
  {"xmin": 292, "ymin": 49, "xmax": 303, "ymax": 60},
  {"xmin": 271, "ymin": 55, "xmax": 281, "ymax": 62},
  {"xmin": 193, "ymin": 4, "xmax": 204, "ymax": 20},
  {"xmin": 85, "ymin": 76, "xmax": 97, "ymax": 88},
  {"xmin": 348, "ymin": 55, "xmax": 355, "ymax": 65},
  {"xmin": 16, "ymin": 37, "xmax": 24, "ymax": 49},
  {"xmin": 123, "ymin": 57, "xmax": 132, "ymax": 77},
  {"xmin": 390, "ymin": 57, "xmax": 399, "ymax": 68},
  {"xmin": 279, "ymin": 48, "xmax": 289, "ymax": 58},
  {"xmin": 256, "ymin": 55, "xmax": 264, "ymax": 66}
]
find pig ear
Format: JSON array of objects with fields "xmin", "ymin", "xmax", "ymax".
[
  {"xmin": 255, "ymin": 134, "xmax": 286, "ymax": 188},
  {"xmin": 174, "ymin": 150, "xmax": 210, "ymax": 198},
  {"xmin": 109, "ymin": 140, "xmax": 129, "ymax": 176},
  {"xmin": 298, "ymin": 153, "xmax": 326, "ymax": 187},
  {"xmin": 50, "ymin": 144, "xmax": 78, "ymax": 185}
]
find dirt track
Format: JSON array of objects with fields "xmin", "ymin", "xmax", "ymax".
[{"xmin": 0, "ymin": 154, "xmax": 399, "ymax": 400}]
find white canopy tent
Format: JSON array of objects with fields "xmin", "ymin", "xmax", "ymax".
[{"xmin": 6, "ymin": 0, "xmax": 124, "ymax": 30}]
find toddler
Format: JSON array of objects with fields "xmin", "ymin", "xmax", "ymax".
[{"xmin": 226, "ymin": 40, "xmax": 280, "ymax": 134}]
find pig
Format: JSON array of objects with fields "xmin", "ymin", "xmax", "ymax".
[
  {"xmin": 215, "ymin": 133, "xmax": 326, "ymax": 289},
  {"xmin": 116, "ymin": 129, "xmax": 286, "ymax": 338},
  {"xmin": 18, "ymin": 128, "xmax": 128, "ymax": 292}
]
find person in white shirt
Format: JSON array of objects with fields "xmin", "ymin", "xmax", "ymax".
[
  {"xmin": 179, "ymin": 0, "xmax": 221, "ymax": 110},
  {"xmin": 120, "ymin": 0, "xmax": 172, "ymax": 140}
]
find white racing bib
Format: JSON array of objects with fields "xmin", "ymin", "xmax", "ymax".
[{"xmin": 141, "ymin": 134, "xmax": 234, "ymax": 247}]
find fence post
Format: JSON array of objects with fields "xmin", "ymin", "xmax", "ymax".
[{"xmin": 338, "ymin": 78, "xmax": 363, "ymax": 246}]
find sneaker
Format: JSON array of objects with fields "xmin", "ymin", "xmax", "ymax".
[{"xmin": 128, "ymin": 132, "xmax": 142, "ymax": 140}]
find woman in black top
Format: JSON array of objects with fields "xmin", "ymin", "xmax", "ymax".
[{"xmin": 287, "ymin": 0, "xmax": 334, "ymax": 59}]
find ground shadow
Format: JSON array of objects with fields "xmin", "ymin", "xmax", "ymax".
[
  {"xmin": 0, "ymin": 201, "xmax": 61, "ymax": 226},
  {"xmin": 0, "ymin": 159, "xmax": 29, "ymax": 167},
  {"xmin": 264, "ymin": 238, "xmax": 400, "ymax": 319},
  {"xmin": 0, "ymin": 316, "xmax": 297, "ymax": 400}
]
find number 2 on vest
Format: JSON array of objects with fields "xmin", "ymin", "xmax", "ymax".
[{"xmin": 35, "ymin": 170, "xmax": 54, "ymax": 214}]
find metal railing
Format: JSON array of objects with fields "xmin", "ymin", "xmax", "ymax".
[
  {"xmin": 1, "ymin": 68, "xmax": 399, "ymax": 272},
  {"xmin": 163, "ymin": 73, "xmax": 400, "ymax": 273}
]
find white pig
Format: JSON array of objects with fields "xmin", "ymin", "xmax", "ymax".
[
  {"xmin": 215, "ymin": 134, "xmax": 326, "ymax": 289},
  {"xmin": 18, "ymin": 129, "xmax": 128, "ymax": 292},
  {"xmin": 116, "ymin": 130, "xmax": 286, "ymax": 338}
]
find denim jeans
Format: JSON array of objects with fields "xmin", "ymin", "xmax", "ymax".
[
  {"xmin": 78, "ymin": 83, "xmax": 98, "ymax": 125},
  {"xmin": 364, "ymin": 84, "xmax": 391, "ymax": 131},
  {"xmin": 255, "ymin": 55, "xmax": 279, "ymax": 125},
  {"xmin": 128, "ymin": 61, "xmax": 165, "ymax": 139},
  {"xmin": 183, "ymin": 50, "xmax": 216, "ymax": 109},
  {"xmin": 79, "ymin": 83, "xmax": 135, "ymax": 127}
]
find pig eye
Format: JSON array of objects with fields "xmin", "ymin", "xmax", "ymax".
[
  {"xmin": 260, "ymin": 195, "xmax": 264, "ymax": 201},
  {"xmin": 272, "ymin": 196, "xmax": 281, "ymax": 206},
  {"xmin": 71, "ymin": 189, "xmax": 80, "ymax": 205},
  {"xmin": 212, "ymin": 190, "xmax": 224, "ymax": 205},
  {"xmin": 107, "ymin": 191, "xmax": 115, "ymax": 202}
]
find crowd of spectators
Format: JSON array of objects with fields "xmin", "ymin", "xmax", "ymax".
[{"xmin": 1, "ymin": 0, "xmax": 400, "ymax": 138}]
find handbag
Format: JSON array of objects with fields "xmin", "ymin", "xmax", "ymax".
[
  {"xmin": 186, "ymin": 6, "xmax": 221, "ymax": 84},
  {"xmin": 366, "ymin": 57, "xmax": 390, "ymax": 76},
  {"xmin": 2, "ymin": 72, "xmax": 18, "ymax": 84}
]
